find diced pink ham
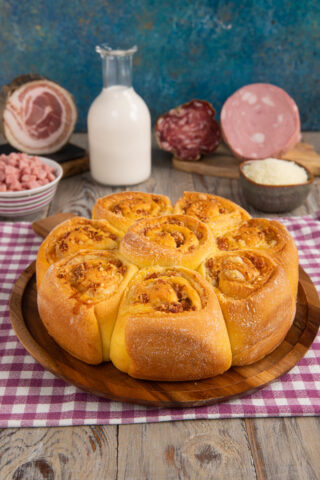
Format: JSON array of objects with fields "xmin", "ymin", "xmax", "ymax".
[{"xmin": 0, "ymin": 152, "xmax": 57, "ymax": 192}]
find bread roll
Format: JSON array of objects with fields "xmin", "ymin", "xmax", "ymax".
[
  {"xmin": 37, "ymin": 250, "xmax": 138, "ymax": 364},
  {"xmin": 120, "ymin": 214, "xmax": 213, "ymax": 269},
  {"xmin": 199, "ymin": 250, "xmax": 296, "ymax": 365},
  {"xmin": 174, "ymin": 191, "xmax": 251, "ymax": 235},
  {"xmin": 213, "ymin": 218, "xmax": 299, "ymax": 297},
  {"xmin": 36, "ymin": 217, "xmax": 121, "ymax": 287},
  {"xmin": 110, "ymin": 266, "xmax": 232, "ymax": 380},
  {"xmin": 92, "ymin": 191, "xmax": 173, "ymax": 234}
]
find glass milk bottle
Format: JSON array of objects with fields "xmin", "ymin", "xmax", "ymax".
[{"xmin": 87, "ymin": 45, "xmax": 151, "ymax": 185}]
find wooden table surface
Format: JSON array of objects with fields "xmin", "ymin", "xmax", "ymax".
[{"xmin": 1, "ymin": 133, "xmax": 320, "ymax": 480}]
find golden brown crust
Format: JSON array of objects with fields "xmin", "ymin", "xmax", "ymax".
[
  {"xmin": 110, "ymin": 266, "xmax": 232, "ymax": 380},
  {"xmin": 174, "ymin": 191, "xmax": 251, "ymax": 235},
  {"xmin": 36, "ymin": 217, "xmax": 122, "ymax": 288},
  {"xmin": 213, "ymin": 218, "xmax": 299, "ymax": 298},
  {"xmin": 37, "ymin": 250, "xmax": 138, "ymax": 363},
  {"xmin": 120, "ymin": 214, "xmax": 213, "ymax": 270},
  {"xmin": 199, "ymin": 250, "xmax": 296, "ymax": 365},
  {"xmin": 92, "ymin": 191, "xmax": 173, "ymax": 234}
]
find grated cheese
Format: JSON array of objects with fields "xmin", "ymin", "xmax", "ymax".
[{"xmin": 242, "ymin": 158, "xmax": 308, "ymax": 185}]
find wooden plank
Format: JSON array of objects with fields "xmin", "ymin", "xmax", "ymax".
[
  {"xmin": 245, "ymin": 417, "xmax": 320, "ymax": 480},
  {"xmin": 61, "ymin": 154, "xmax": 89, "ymax": 178},
  {"xmin": 173, "ymin": 141, "xmax": 320, "ymax": 178},
  {"xmin": 117, "ymin": 419, "xmax": 257, "ymax": 480},
  {"xmin": 0, "ymin": 426, "xmax": 118, "ymax": 479}
]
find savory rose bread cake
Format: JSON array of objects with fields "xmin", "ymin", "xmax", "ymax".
[{"xmin": 36, "ymin": 191, "xmax": 298, "ymax": 381}]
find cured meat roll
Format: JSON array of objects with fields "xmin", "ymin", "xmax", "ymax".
[
  {"xmin": 221, "ymin": 83, "xmax": 301, "ymax": 160},
  {"xmin": 213, "ymin": 218, "xmax": 299, "ymax": 297},
  {"xmin": 0, "ymin": 74, "xmax": 77, "ymax": 154},
  {"xmin": 92, "ymin": 191, "xmax": 173, "ymax": 235},
  {"xmin": 173, "ymin": 191, "xmax": 251, "ymax": 235},
  {"xmin": 199, "ymin": 250, "xmax": 295, "ymax": 366},
  {"xmin": 155, "ymin": 100, "xmax": 221, "ymax": 160},
  {"xmin": 36, "ymin": 217, "xmax": 122, "ymax": 287},
  {"xmin": 120, "ymin": 214, "xmax": 213, "ymax": 269},
  {"xmin": 110, "ymin": 266, "xmax": 232, "ymax": 380},
  {"xmin": 37, "ymin": 250, "xmax": 138, "ymax": 363}
]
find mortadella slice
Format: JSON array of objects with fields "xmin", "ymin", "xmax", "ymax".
[
  {"xmin": 220, "ymin": 83, "xmax": 301, "ymax": 160},
  {"xmin": 155, "ymin": 100, "xmax": 221, "ymax": 161}
]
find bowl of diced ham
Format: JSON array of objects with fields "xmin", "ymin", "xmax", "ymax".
[{"xmin": 0, "ymin": 152, "xmax": 63, "ymax": 217}]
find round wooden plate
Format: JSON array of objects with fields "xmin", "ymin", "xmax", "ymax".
[{"xmin": 9, "ymin": 263, "xmax": 320, "ymax": 408}]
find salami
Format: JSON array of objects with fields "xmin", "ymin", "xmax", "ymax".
[
  {"xmin": 221, "ymin": 83, "xmax": 301, "ymax": 160},
  {"xmin": 155, "ymin": 100, "xmax": 221, "ymax": 161},
  {"xmin": 0, "ymin": 74, "xmax": 77, "ymax": 154}
]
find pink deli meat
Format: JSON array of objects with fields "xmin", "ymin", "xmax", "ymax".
[
  {"xmin": 220, "ymin": 83, "xmax": 301, "ymax": 160},
  {"xmin": 0, "ymin": 152, "xmax": 56, "ymax": 192},
  {"xmin": 155, "ymin": 100, "xmax": 221, "ymax": 161},
  {"xmin": 0, "ymin": 75, "xmax": 77, "ymax": 155}
]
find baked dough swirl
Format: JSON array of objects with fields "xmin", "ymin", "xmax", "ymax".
[
  {"xmin": 199, "ymin": 250, "xmax": 296, "ymax": 365},
  {"xmin": 92, "ymin": 191, "xmax": 173, "ymax": 234},
  {"xmin": 213, "ymin": 218, "xmax": 299, "ymax": 297},
  {"xmin": 37, "ymin": 250, "xmax": 138, "ymax": 364},
  {"xmin": 120, "ymin": 214, "xmax": 213, "ymax": 269},
  {"xmin": 174, "ymin": 191, "xmax": 251, "ymax": 235},
  {"xmin": 36, "ymin": 217, "xmax": 122, "ymax": 287},
  {"xmin": 110, "ymin": 266, "xmax": 232, "ymax": 380}
]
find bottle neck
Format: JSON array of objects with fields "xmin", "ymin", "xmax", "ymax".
[{"xmin": 101, "ymin": 54, "xmax": 133, "ymax": 89}]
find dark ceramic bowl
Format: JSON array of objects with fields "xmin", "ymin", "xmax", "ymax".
[{"xmin": 239, "ymin": 159, "xmax": 314, "ymax": 213}]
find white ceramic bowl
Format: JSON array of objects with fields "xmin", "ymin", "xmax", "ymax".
[{"xmin": 0, "ymin": 157, "xmax": 63, "ymax": 217}]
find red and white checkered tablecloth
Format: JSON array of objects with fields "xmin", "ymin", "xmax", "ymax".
[{"xmin": 0, "ymin": 216, "xmax": 319, "ymax": 427}]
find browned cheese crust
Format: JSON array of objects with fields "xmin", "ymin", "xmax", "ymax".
[
  {"xmin": 36, "ymin": 217, "xmax": 122, "ymax": 288},
  {"xmin": 174, "ymin": 191, "xmax": 251, "ymax": 235},
  {"xmin": 119, "ymin": 214, "xmax": 213, "ymax": 270},
  {"xmin": 92, "ymin": 191, "xmax": 173, "ymax": 234},
  {"xmin": 213, "ymin": 218, "xmax": 299, "ymax": 298}
]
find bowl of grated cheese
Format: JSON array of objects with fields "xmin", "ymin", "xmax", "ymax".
[{"xmin": 239, "ymin": 158, "xmax": 314, "ymax": 212}]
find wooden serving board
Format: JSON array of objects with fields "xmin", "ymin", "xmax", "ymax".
[
  {"xmin": 173, "ymin": 142, "xmax": 320, "ymax": 178},
  {"xmin": 32, "ymin": 211, "xmax": 76, "ymax": 237},
  {"xmin": 9, "ymin": 262, "xmax": 320, "ymax": 407}
]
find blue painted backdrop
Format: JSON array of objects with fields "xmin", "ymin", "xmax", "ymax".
[{"xmin": 0, "ymin": 0, "xmax": 319, "ymax": 131}]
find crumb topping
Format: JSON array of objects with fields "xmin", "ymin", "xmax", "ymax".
[
  {"xmin": 205, "ymin": 252, "xmax": 274, "ymax": 299},
  {"xmin": 129, "ymin": 270, "xmax": 205, "ymax": 313},
  {"xmin": 56, "ymin": 253, "xmax": 128, "ymax": 304}
]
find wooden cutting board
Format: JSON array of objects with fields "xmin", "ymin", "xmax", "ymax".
[
  {"xmin": 173, "ymin": 142, "xmax": 320, "ymax": 178},
  {"xmin": 32, "ymin": 211, "xmax": 76, "ymax": 237},
  {"xmin": 8, "ymin": 212, "xmax": 320, "ymax": 406},
  {"xmin": 9, "ymin": 263, "xmax": 320, "ymax": 406}
]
